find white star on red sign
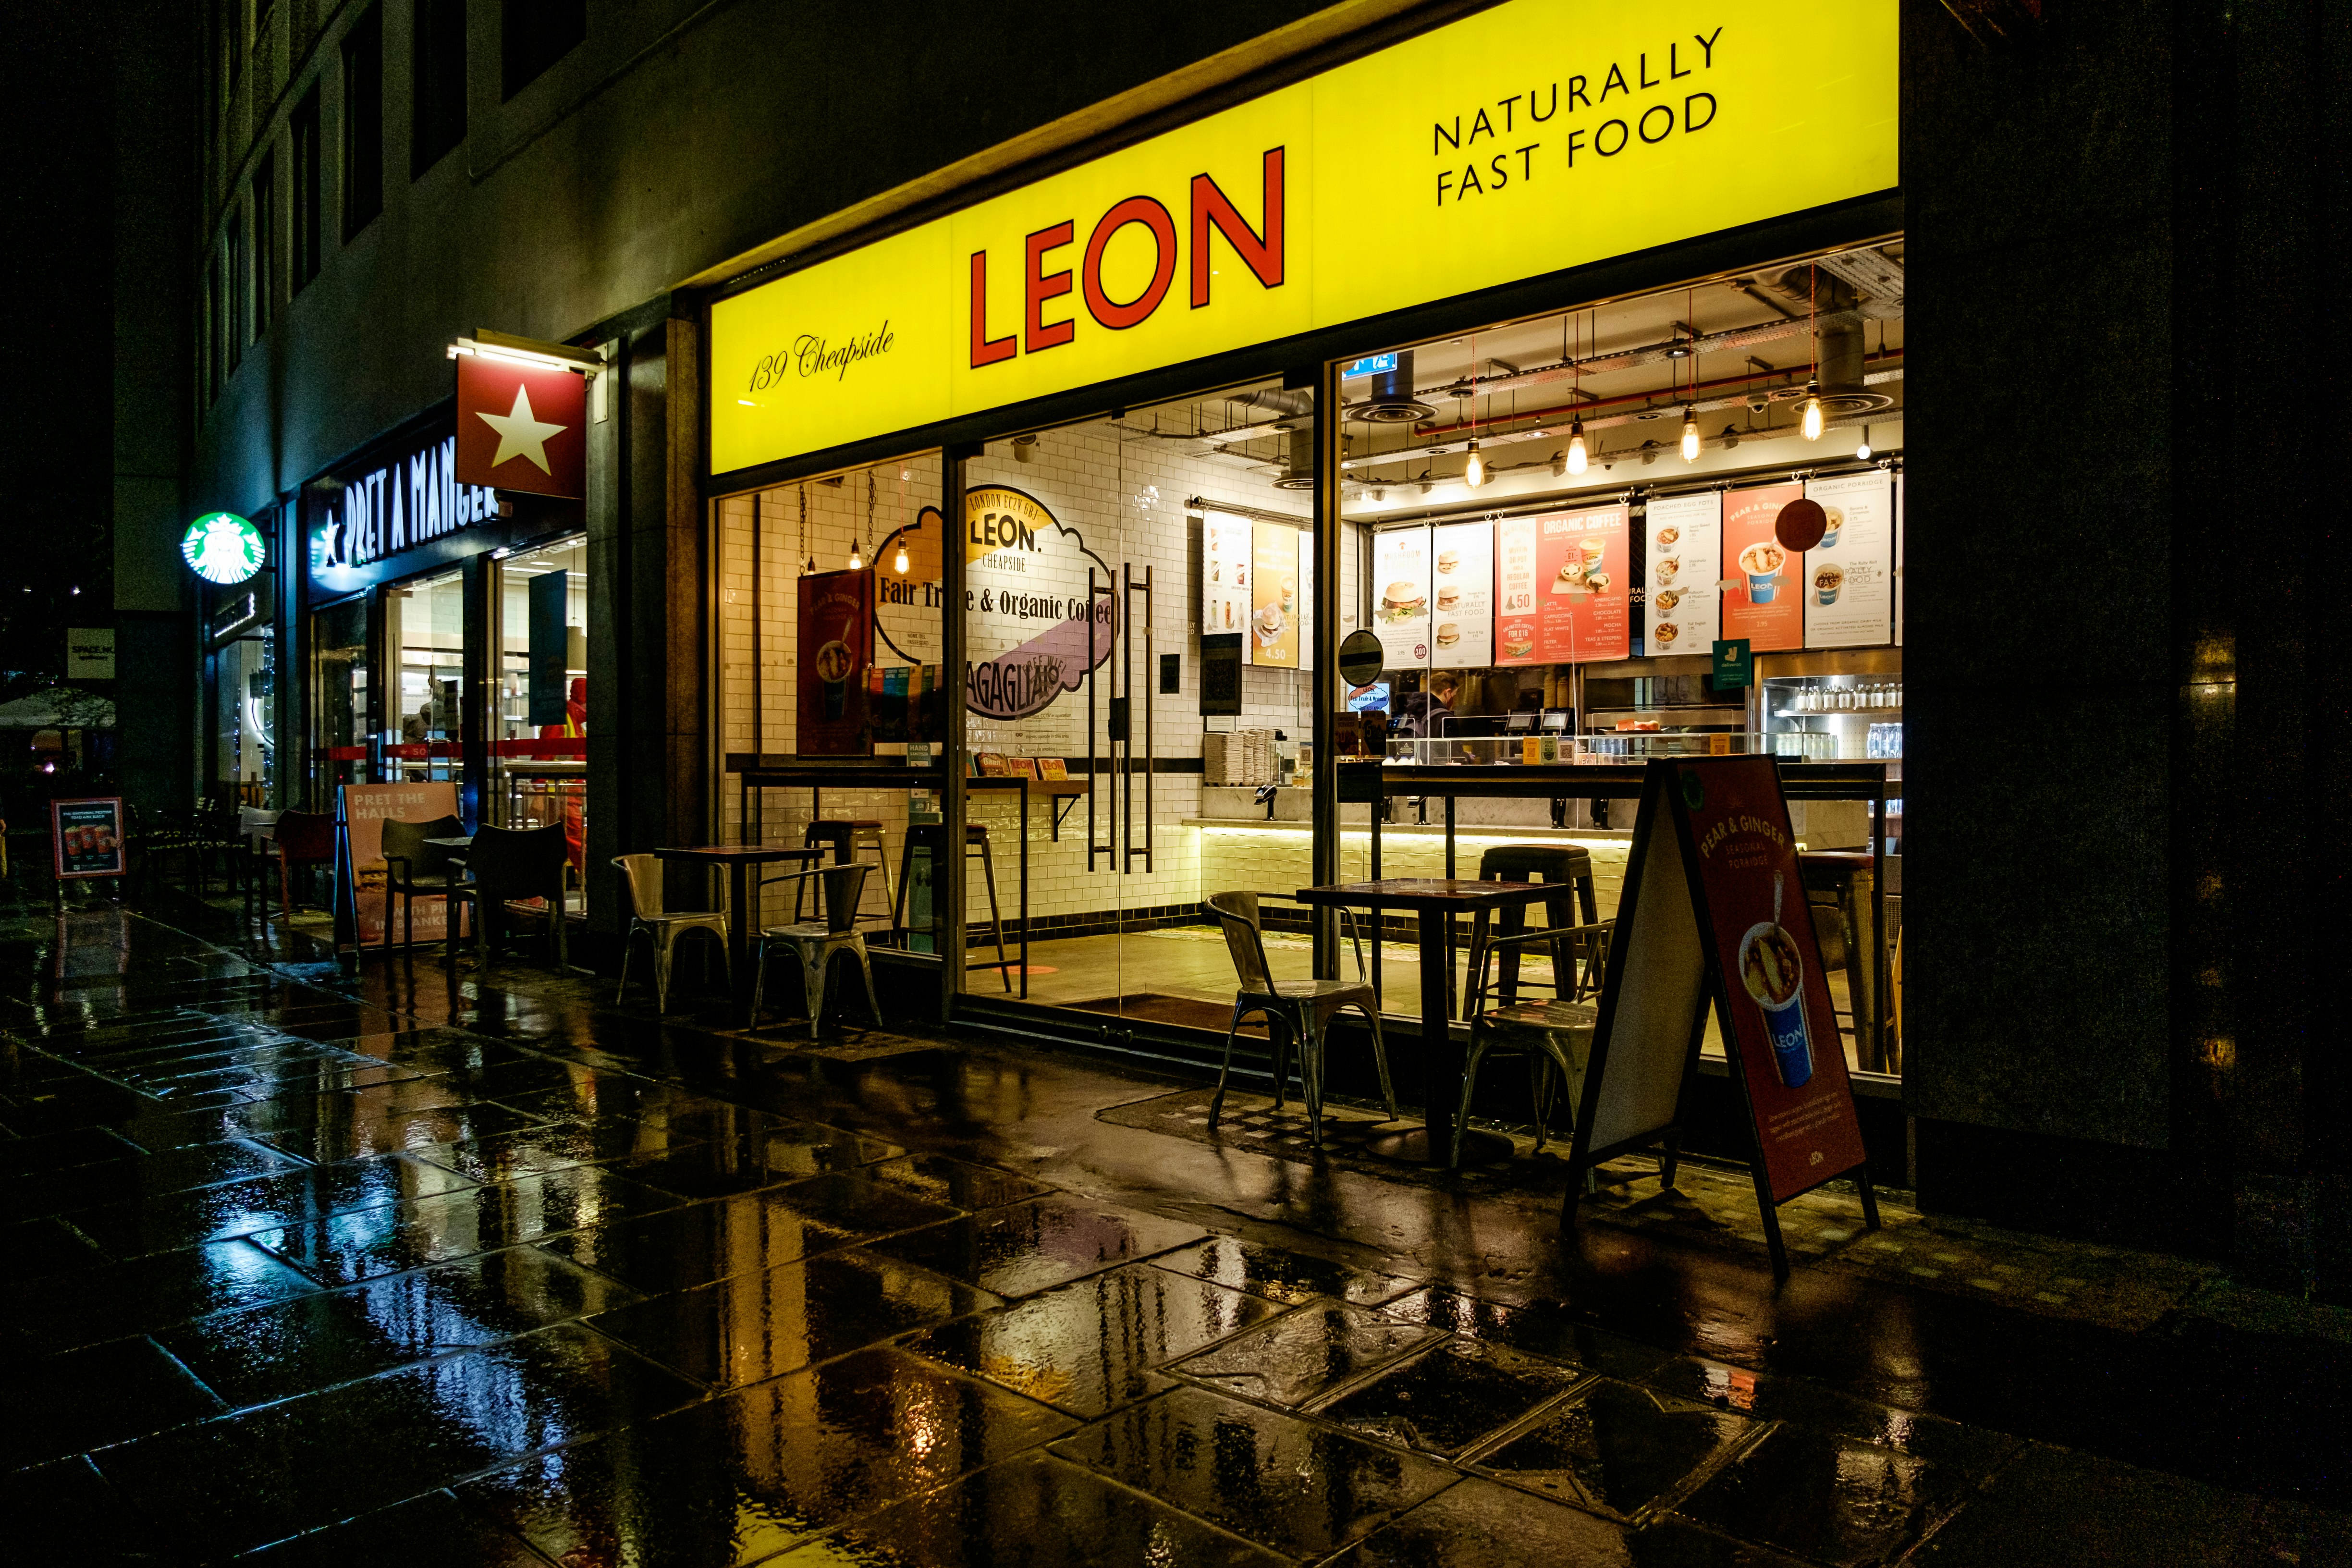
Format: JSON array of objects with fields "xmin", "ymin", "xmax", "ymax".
[{"xmin": 476, "ymin": 383, "xmax": 566, "ymax": 474}]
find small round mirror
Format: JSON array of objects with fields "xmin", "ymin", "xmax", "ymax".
[
  {"xmin": 1774, "ymin": 497, "xmax": 1827, "ymax": 552},
  {"xmin": 1337, "ymin": 629, "xmax": 1385, "ymax": 687}
]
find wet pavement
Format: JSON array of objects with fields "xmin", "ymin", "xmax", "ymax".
[{"xmin": 2, "ymin": 882, "xmax": 2349, "ymax": 1565}]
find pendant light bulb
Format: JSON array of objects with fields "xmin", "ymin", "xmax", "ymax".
[
  {"xmin": 1566, "ymin": 420, "xmax": 1589, "ymax": 476},
  {"xmin": 1855, "ymin": 425, "xmax": 1873, "ymax": 461},
  {"xmin": 1679, "ymin": 405, "xmax": 1701, "ymax": 463},
  {"xmin": 1801, "ymin": 380, "xmax": 1824, "ymax": 442},
  {"xmin": 848, "ymin": 540, "xmax": 863, "ymax": 571},
  {"xmin": 894, "ymin": 539, "xmax": 910, "ymax": 574},
  {"xmin": 1463, "ymin": 440, "xmax": 1486, "ymax": 489}
]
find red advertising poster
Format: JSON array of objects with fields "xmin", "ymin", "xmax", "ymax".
[
  {"xmin": 1719, "ymin": 483, "xmax": 1804, "ymax": 652},
  {"xmin": 340, "ymin": 782, "xmax": 462, "ymax": 945},
  {"xmin": 51, "ymin": 798, "xmax": 126, "ymax": 880},
  {"xmin": 1671, "ymin": 757, "xmax": 1868, "ymax": 1201},
  {"xmin": 1531, "ymin": 504, "xmax": 1628, "ymax": 663},
  {"xmin": 797, "ymin": 569, "xmax": 874, "ymax": 755},
  {"xmin": 455, "ymin": 353, "xmax": 588, "ymax": 499}
]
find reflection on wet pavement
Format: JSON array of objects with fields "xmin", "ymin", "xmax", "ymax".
[{"xmin": 4, "ymin": 892, "xmax": 2347, "ymax": 1565}]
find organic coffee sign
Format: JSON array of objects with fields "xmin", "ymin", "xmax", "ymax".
[{"xmin": 963, "ymin": 485, "xmax": 1115, "ymax": 721}]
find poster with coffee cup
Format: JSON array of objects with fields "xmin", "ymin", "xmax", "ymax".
[
  {"xmin": 1719, "ymin": 483, "xmax": 1804, "ymax": 651},
  {"xmin": 1801, "ymin": 471, "xmax": 1895, "ymax": 649},
  {"xmin": 1201, "ymin": 511, "xmax": 1249, "ymax": 642},
  {"xmin": 1250, "ymin": 521, "xmax": 1301, "ymax": 667},
  {"xmin": 1430, "ymin": 519, "xmax": 1493, "ymax": 668},
  {"xmin": 1675, "ymin": 757, "xmax": 1868, "ymax": 1200},
  {"xmin": 51, "ymin": 798, "xmax": 126, "ymax": 880},
  {"xmin": 1644, "ymin": 491, "xmax": 1722, "ymax": 655},
  {"xmin": 797, "ymin": 568, "xmax": 874, "ymax": 755},
  {"xmin": 1532, "ymin": 504, "xmax": 1627, "ymax": 663}
]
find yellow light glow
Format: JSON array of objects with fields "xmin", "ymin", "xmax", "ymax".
[
  {"xmin": 1566, "ymin": 421, "xmax": 1589, "ymax": 476},
  {"xmin": 1679, "ymin": 407, "xmax": 1700, "ymax": 463}
]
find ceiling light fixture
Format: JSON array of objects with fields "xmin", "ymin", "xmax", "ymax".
[
  {"xmin": 1680, "ymin": 406, "xmax": 1701, "ymax": 463},
  {"xmin": 1801, "ymin": 262, "xmax": 1824, "ymax": 441},
  {"xmin": 1463, "ymin": 439, "xmax": 1486, "ymax": 489},
  {"xmin": 1801, "ymin": 380, "xmax": 1825, "ymax": 441},
  {"xmin": 894, "ymin": 538, "xmax": 909, "ymax": 574},
  {"xmin": 1855, "ymin": 424, "xmax": 1873, "ymax": 461},
  {"xmin": 1566, "ymin": 420, "xmax": 1588, "ymax": 475}
]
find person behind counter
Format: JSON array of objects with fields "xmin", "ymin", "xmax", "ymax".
[{"xmin": 1389, "ymin": 673, "xmax": 1459, "ymax": 739}]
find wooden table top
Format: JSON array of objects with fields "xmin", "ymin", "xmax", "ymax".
[{"xmin": 1293, "ymin": 878, "xmax": 1561, "ymax": 908}]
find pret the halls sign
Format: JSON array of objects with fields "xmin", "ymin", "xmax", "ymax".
[{"xmin": 709, "ymin": 0, "xmax": 1897, "ymax": 474}]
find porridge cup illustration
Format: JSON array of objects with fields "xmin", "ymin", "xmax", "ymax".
[
  {"xmin": 1814, "ymin": 564, "xmax": 1845, "ymax": 605},
  {"xmin": 1738, "ymin": 920, "xmax": 1813, "ymax": 1088},
  {"xmin": 1819, "ymin": 505, "xmax": 1844, "ymax": 550},
  {"xmin": 1738, "ymin": 542, "xmax": 1786, "ymax": 603},
  {"xmin": 815, "ymin": 639, "xmax": 854, "ymax": 719}
]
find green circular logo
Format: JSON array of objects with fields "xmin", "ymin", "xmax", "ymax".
[
  {"xmin": 181, "ymin": 512, "xmax": 266, "ymax": 585},
  {"xmin": 1679, "ymin": 770, "xmax": 1706, "ymax": 810}
]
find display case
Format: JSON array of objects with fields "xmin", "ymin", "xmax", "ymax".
[{"xmin": 1758, "ymin": 649, "xmax": 1904, "ymax": 764}]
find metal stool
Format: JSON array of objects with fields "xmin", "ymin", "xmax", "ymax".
[
  {"xmin": 752, "ymin": 863, "xmax": 881, "ymax": 1040},
  {"xmin": 1799, "ymin": 851, "xmax": 1885, "ymax": 1072},
  {"xmin": 1470, "ymin": 845, "xmax": 1603, "ymax": 1009},
  {"xmin": 800, "ymin": 819, "xmax": 893, "ymax": 928},
  {"xmin": 892, "ymin": 822, "xmax": 1013, "ymax": 990}
]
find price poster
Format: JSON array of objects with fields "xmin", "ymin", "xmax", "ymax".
[
  {"xmin": 1535, "ymin": 504, "xmax": 1629, "ymax": 663},
  {"xmin": 1494, "ymin": 514, "xmax": 1541, "ymax": 666},
  {"xmin": 1200, "ymin": 511, "xmax": 1249, "ymax": 638},
  {"xmin": 1429, "ymin": 520, "xmax": 1494, "ymax": 668},
  {"xmin": 1643, "ymin": 491, "xmax": 1722, "ymax": 657},
  {"xmin": 1249, "ymin": 523, "xmax": 1302, "ymax": 667},
  {"xmin": 1720, "ymin": 483, "xmax": 1804, "ymax": 652},
  {"xmin": 1802, "ymin": 471, "xmax": 1896, "ymax": 648},
  {"xmin": 1372, "ymin": 526, "xmax": 1432, "ymax": 669}
]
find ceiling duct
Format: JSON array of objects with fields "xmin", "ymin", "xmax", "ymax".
[
  {"xmin": 1271, "ymin": 426, "xmax": 1317, "ymax": 489},
  {"xmin": 1346, "ymin": 351, "xmax": 1436, "ymax": 423},
  {"xmin": 1751, "ymin": 266, "xmax": 1893, "ymax": 418}
]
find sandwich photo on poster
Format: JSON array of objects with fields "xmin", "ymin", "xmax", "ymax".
[
  {"xmin": 1720, "ymin": 483, "xmax": 1804, "ymax": 652},
  {"xmin": 1643, "ymin": 491, "xmax": 1722, "ymax": 656},
  {"xmin": 1430, "ymin": 520, "xmax": 1494, "ymax": 668},
  {"xmin": 1372, "ymin": 527, "xmax": 1432, "ymax": 669}
]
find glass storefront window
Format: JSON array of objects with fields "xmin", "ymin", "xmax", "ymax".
[
  {"xmin": 385, "ymin": 567, "xmax": 464, "ymax": 784},
  {"xmin": 210, "ymin": 633, "xmax": 273, "ymax": 808},
  {"xmin": 310, "ymin": 594, "xmax": 368, "ymax": 805},
  {"xmin": 493, "ymin": 537, "xmax": 588, "ymax": 910}
]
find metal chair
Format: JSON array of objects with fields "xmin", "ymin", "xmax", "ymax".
[
  {"xmin": 238, "ymin": 808, "xmax": 280, "ymax": 918},
  {"xmin": 445, "ymin": 824, "xmax": 569, "ymax": 970},
  {"xmin": 1472, "ymin": 845, "xmax": 1602, "ymax": 1007},
  {"xmin": 270, "ymin": 809, "xmax": 337, "ymax": 917},
  {"xmin": 613, "ymin": 853, "xmax": 729, "ymax": 1012},
  {"xmin": 752, "ymin": 862, "xmax": 882, "ymax": 1040},
  {"xmin": 380, "ymin": 816, "xmax": 466, "ymax": 954},
  {"xmin": 1453, "ymin": 916, "xmax": 1616, "ymax": 1168},
  {"xmin": 800, "ymin": 819, "xmax": 893, "ymax": 927},
  {"xmin": 1204, "ymin": 891, "xmax": 1397, "ymax": 1147}
]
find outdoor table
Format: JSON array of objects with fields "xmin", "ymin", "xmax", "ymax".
[
  {"xmin": 654, "ymin": 844, "xmax": 821, "ymax": 1022},
  {"xmin": 1292, "ymin": 878, "xmax": 1561, "ymax": 1166}
]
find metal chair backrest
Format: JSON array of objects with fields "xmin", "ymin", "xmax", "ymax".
[
  {"xmin": 1476, "ymin": 844, "xmax": 1599, "ymax": 923},
  {"xmin": 1206, "ymin": 891, "xmax": 1274, "ymax": 994},
  {"xmin": 273, "ymin": 809, "xmax": 336, "ymax": 863},
  {"xmin": 612, "ymin": 854, "xmax": 667, "ymax": 920},
  {"xmin": 382, "ymin": 816, "xmax": 462, "ymax": 880},
  {"xmin": 812, "ymin": 862, "xmax": 870, "ymax": 933},
  {"xmin": 466, "ymin": 823, "xmax": 567, "ymax": 902}
]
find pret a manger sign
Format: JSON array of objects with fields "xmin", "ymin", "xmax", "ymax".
[{"xmin": 709, "ymin": 0, "xmax": 1896, "ymax": 474}]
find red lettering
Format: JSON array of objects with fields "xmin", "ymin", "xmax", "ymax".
[
  {"xmin": 1081, "ymin": 196, "xmax": 1178, "ymax": 331},
  {"xmin": 1189, "ymin": 147, "xmax": 1286, "ymax": 309},
  {"xmin": 969, "ymin": 250, "xmax": 1015, "ymax": 368},
  {"xmin": 1024, "ymin": 221, "xmax": 1075, "ymax": 353}
]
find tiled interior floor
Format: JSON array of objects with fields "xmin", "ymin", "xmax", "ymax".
[{"xmin": 2, "ymin": 889, "xmax": 2345, "ymax": 1566}]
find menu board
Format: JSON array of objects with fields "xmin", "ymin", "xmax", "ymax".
[
  {"xmin": 1429, "ymin": 520, "xmax": 1493, "ymax": 668},
  {"xmin": 1372, "ymin": 526, "xmax": 1432, "ymax": 669},
  {"xmin": 1250, "ymin": 523, "xmax": 1302, "ymax": 666},
  {"xmin": 1201, "ymin": 511, "xmax": 1249, "ymax": 638},
  {"xmin": 1894, "ymin": 477, "xmax": 1905, "ymax": 646},
  {"xmin": 51, "ymin": 797, "xmax": 125, "ymax": 880},
  {"xmin": 1530, "ymin": 504, "xmax": 1629, "ymax": 663},
  {"xmin": 1802, "ymin": 471, "xmax": 1896, "ymax": 648},
  {"xmin": 1719, "ymin": 483, "xmax": 1804, "ymax": 652},
  {"xmin": 1494, "ymin": 513, "xmax": 1541, "ymax": 666},
  {"xmin": 1643, "ymin": 492, "xmax": 1722, "ymax": 658}
]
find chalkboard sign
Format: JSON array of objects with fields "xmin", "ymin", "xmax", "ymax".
[
  {"xmin": 1199, "ymin": 632, "xmax": 1243, "ymax": 716},
  {"xmin": 52, "ymin": 797, "xmax": 126, "ymax": 880}
]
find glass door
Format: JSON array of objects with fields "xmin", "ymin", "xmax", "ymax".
[
  {"xmin": 491, "ymin": 538, "xmax": 588, "ymax": 907},
  {"xmin": 309, "ymin": 593, "xmax": 368, "ymax": 805},
  {"xmin": 384, "ymin": 567, "xmax": 465, "ymax": 784}
]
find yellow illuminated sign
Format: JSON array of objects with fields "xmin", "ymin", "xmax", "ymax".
[{"xmin": 710, "ymin": 0, "xmax": 1897, "ymax": 476}]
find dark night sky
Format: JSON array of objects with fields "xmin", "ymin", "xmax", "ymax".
[{"xmin": 0, "ymin": 0, "xmax": 117, "ymax": 693}]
